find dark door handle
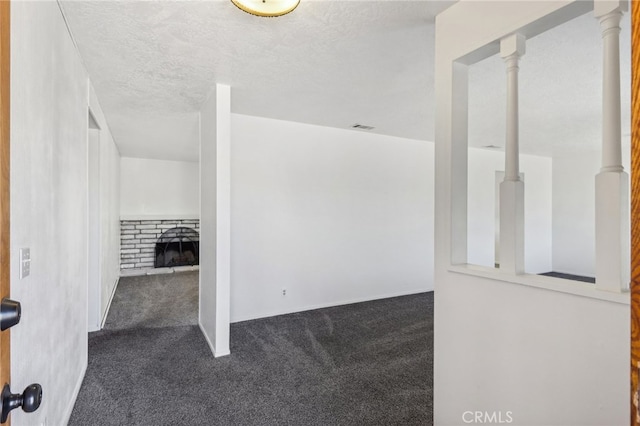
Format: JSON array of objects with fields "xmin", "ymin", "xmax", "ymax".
[
  {"xmin": 0, "ymin": 299, "xmax": 20, "ymax": 331},
  {"xmin": 1, "ymin": 383, "xmax": 42, "ymax": 423}
]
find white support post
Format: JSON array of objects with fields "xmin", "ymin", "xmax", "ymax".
[
  {"xmin": 199, "ymin": 84, "xmax": 232, "ymax": 357},
  {"xmin": 594, "ymin": 0, "xmax": 629, "ymax": 292},
  {"xmin": 499, "ymin": 33, "xmax": 526, "ymax": 274}
]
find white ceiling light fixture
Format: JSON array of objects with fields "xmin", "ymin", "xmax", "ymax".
[{"xmin": 231, "ymin": 0, "xmax": 300, "ymax": 17}]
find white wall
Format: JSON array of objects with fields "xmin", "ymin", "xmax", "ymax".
[
  {"xmin": 10, "ymin": 2, "xmax": 91, "ymax": 424},
  {"xmin": 552, "ymin": 151, "xmax": 599, "ymax": 277},
  {"xmin": 230, "ymin": 114, "xmax": 434, "ymax": 322},
  {"xmin": 88, "ymin": 84, "xmax": 121, "ymax": 329},
  {"xmin": 229, "ymin": 115, "xmax": 552, "ymax": 323},
  {"xmin": 468, "ymin": 149, "xmax": 552, "ymax": 273},
  {"xmin": 120, "ymin": 157, "xmax": 198, "ymax": 218},
  {"xmin": 434, "ymin": 2, "xmax": 629, "ymax": 425},
  {"xmin": 552, "ymin": 147, "xmax": 630, "ymax": 277}
]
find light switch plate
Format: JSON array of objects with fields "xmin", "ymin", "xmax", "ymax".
[{"xmin": 19, "ymin": 248, "xmax": 30, "ymax": 279}]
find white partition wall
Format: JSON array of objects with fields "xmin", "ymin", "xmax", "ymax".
[
  {"xmin": 434, "ymin": 2, "xmax": 629, "ymax": 425},
  {"xmin": 199, "ymin": 84, "xmax": 231, "ymax": 357}
]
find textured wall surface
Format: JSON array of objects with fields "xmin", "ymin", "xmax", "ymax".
[{"xmin": 10, "ymin": 2, "xmax": 89, "ymax": 425}]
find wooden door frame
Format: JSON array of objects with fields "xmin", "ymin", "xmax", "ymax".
[
  {"xmin": 632, "ymin": 0, "xmax": 640, "ymax": 424},
  {"xmin": 0, "ymin": 1, "xmax": 9, "ymax": 425}
]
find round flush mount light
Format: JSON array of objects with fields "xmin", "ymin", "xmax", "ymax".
[{"xmin": 231, "ymin": 0, "xmax": 300, "ymax": 17}]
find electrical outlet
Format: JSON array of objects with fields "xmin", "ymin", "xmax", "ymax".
[{"xmin": 282, "ymin": 288, "xmax": 287, "ymax": 296}]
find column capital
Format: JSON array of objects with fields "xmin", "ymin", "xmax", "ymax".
[
  {"xmin": 500, "ymin": 33, "xmax": 526, "ymax": 59},
  {"xmin": 594, "ymin": 0, "xmax": 627, "ymax": 19},
  {"xmin": 597, "ymin": 7, "xmax": 623, "ymax": 38}
]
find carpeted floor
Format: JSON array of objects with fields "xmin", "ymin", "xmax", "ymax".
[
  {"xmin": 539, "ymin": 271, "xmax": 595, "ymax": 283},
  {"xmin": 103, "ymin": 271, "xmax": 199, "ymax": 330},
  {"xmin": 70, "ymin": 273, "xmax": 433, "ymax": 425}
]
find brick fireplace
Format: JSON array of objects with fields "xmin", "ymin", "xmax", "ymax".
[{"xmin": 120, "ymin": 218, "xmax": 200, "ymax": 272}]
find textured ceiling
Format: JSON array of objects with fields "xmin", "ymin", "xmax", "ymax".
[
  {"xmin": 60, "ymin": 0, "xmax": 453, "ymax": 161},
  {"xmin": 60, "ymin": 1, "xmax": 631, "ymax": 161}
]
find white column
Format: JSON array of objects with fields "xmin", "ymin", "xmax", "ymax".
[
  {"xmin": 499, "ymin": 34, "xmax": 526, "ymax": 274},
  {"xmin": 598, "ymin": 4, "xmax": 623, "ymax": 173},
  {"xmin": 594, "ymin": 0, "xmax": 629, "ymax": 292},
  {"xmin": 199, "ymin": 84, "xmax": 232, "ymax": 357},
  {"xmin": 215, "ymin": 84, "xmax": 232, "ymax": 354}
]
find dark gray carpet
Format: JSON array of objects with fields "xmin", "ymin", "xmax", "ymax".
[
  {"xmin": 70, "ymin": 274, "xmax": 433, "ymax": 426},
  {"xmin": 539, "ymin": 271, "xmax": 596, "ymax": 283},
  {"xmin": 104, "ymin": 271, "xmax": 199, "ymax": 330}
]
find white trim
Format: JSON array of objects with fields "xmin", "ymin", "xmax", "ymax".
[
  {"xmin": 61, "ymin": 358, "xmax": 87, "ymax": 426},
  {"xmin": 215, "ymin": 349, "xmax": 230, "ymax": 357},
  {"xmin": 231, "ymin": 288, "xmax": 432, "ymax": 324},
  {"xmin": 100, "ymin": 276, "xmax": 120, "ymax": 329},
  {"xmin": 119, "ymin": 266, "xmax": 199, "ymax": 278},
  {"xmin": 120, "ymin": 214, "xmax": 199, "ymax": 221},
  {"xmin": 198, "ymin": 322, "xmax": 230, "ymax": 358},
  {"xmin": 448, "ymin": 264, "xmax": 630, "ymax": 305}
]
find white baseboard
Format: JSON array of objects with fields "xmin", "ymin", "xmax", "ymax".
[
  {"xmin": 100, "ymin": 276, "xmax": 120, "ymax": 329},
  {"xmin": 214, "ymin": 349, "xmax": 231, "ymax": 357},
  {"xmin": 61, "ymin": 357, "xmax": 87, "ymax": 426},
  {"xmin": 198, "ymin": 322, "xmax": 216, "ymax": 356},
  {"xmin": 197, "ymin": 322, "xmax": 230, "ymax": 358},
  {"xmin": 230, "ymin": 288, "xmax": 433, "ymax": 324}
]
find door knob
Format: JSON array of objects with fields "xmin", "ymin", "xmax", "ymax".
[
  {"xmin": 0, "ymin": 299, "xmax": 20, "ymax": 331},
  {"xmin": 1, "ymin": 383, "xmax": 42, "ymax": 423}
]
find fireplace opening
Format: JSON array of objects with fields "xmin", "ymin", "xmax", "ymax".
[{"xmin": 155, "ymin": 227, "xmax": 199, "ymax": 268}]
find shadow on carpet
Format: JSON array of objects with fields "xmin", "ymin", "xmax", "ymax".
[{"xmin": 70, "ymin": 292, "xmax": 433, "ymax": 426}]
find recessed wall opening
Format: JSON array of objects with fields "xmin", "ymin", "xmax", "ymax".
[{"xmin": 464, "ymin": 11, "xmax": 631, "ymax": 282}]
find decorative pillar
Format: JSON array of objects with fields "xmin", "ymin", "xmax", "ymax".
[
  {"xmin": 594, "ymin": 0, "xmax": 630, "ymax": 292},
  {"xmin": 499, "ymin": 34, "xmax": 526, "ymax": 274}
]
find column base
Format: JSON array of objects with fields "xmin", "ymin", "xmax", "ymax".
[
  {"xmin": 499, "ymin": 179, "xmax": 525, "ymax": 275},
  {"xmin": 595, "ymin": 170, "xmax": 630, "ymax": 293}
]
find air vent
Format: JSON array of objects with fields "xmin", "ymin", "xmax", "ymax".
[
  {"xmin": 482, "ymin": 144, "xmax": 502, "ymax": 149},
  {"xmin": 351, "ymin": 123, "xmax": 375, "ymax": 130}
]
